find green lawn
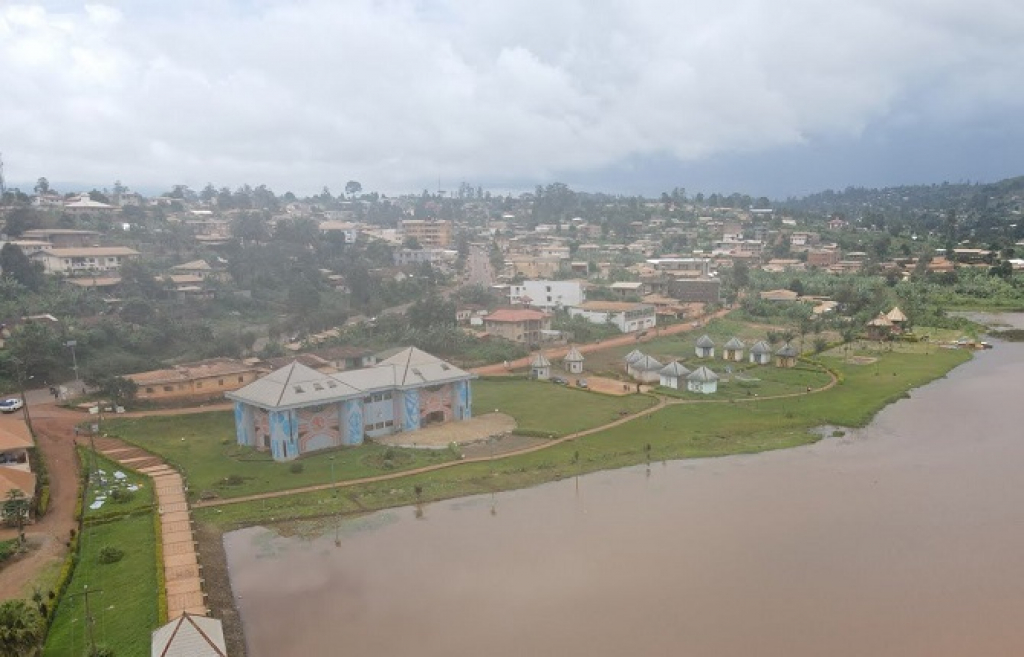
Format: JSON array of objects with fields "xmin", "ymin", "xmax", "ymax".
[
  {"xmin": 43, "ymin": 513, "xmax": 159, "ymax": 657},
  {"xmin": 195, "ymin": 346, "xmax": 972, "ymax": 530},
  {"xmin": 102, "ymin": 381, "xmax": 656, "ymax": 502},
  {"xmin": 472, "ymin": 379, "xmax": 658, "ymax": 436},
  {"xmin": 655, "ymin": 363, "xmax": 833, "ymax": 400},
  {"xmin": 102, "ymin": 412, "xmax": 458, "ymax": 502}
]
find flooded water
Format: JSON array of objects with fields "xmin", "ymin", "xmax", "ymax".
[{"xmin": 225, "ymin": 329, "xmax": 1024, "ymax": 656}]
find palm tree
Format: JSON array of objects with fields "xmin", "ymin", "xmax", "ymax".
[{"xmin": 0, "ymin": 599, "xmax": 45, "ymax": 657}]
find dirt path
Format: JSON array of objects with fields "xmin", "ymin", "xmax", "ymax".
[{"xmin": 0, "ymin": 407, "xmax": 81, "ymax": 600}]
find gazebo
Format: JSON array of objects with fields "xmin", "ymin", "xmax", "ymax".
[
  {"xmin": 695, "ymin": 334, "xmax": 715, "ymax": 359},
  {"xmin": 563, "ymin": 345, "xmax": 585, "ymax": 374},
  {"xmin": 722, "ymin": 337, "xmax": 746, "ymax": 361},
  {"xmin": 686, "ymin": 366, "xmax": 719, "ymax": 394},
  {"xmin": 749, "ymin": 340, "xmax": 772, "ymax": 365},
  {"xmin": 775, "ymin": 343, "xmax": 799, "ymax": 368},
  {"xmin": 866, "ymin": 313, "xmax": 893, "ymax": 341},
  {"xmin": 658, "ymin": 361, "xmax": 691, "ymax": 389},
  {"xmin": 530, "ymin": 352, "xmax": 551, "ymax": 380}
]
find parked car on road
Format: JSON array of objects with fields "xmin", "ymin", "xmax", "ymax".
[
  {"xmin": 551, "ymin": 376, "xmax": 569, "ymax": 385},
  {"xmin": 0, "ymin": 398, "xmax": 24, "ymax": 413},
  {"xmin": 576, "ymin": 379, "xmax": 588, "ymax": 389}
]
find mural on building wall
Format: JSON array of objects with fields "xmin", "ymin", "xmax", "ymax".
[
  {"xmin": 403, "ymin": 389, "xmax": 420, "ymax": 430},
  {"xmin": 419, "ymin": 384, "xmax": 453, "ymax": 423},
  {"xmin": 234, "ymin": 403, "xmax": 253, "ymax": 446},
  {"xmin": 298, "ymin": 404, "xmax": 341, "ymax": 453},
  {"xmin": 270, "ymin": 411, "xmax": 295, "ymax": 460},
  {"xmin": 344, "ymin": 399, "xmax": 364, "ymax": 446},
  {"xmin": 457, "ymin": 380, "xmax": 471, "ymax": 419},
  {"xmin": 254, "ymin": 409, "xmax": 270, "ymax": 450}
]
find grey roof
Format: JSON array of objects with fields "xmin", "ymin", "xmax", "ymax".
[
  {"xmin": 530, "ymin": 352, "xmax": 551, "ymax": 367},
  {"xmin": 750, "ymin": 340, "xmax": 772, "ymax": 354},
  {"xmin": 724, "ymin": 337, "xmax": 745, "ymax": 350},
  {"xmin": 659, "ymin": 361, "xmax": 691, "ymax": 377},
  {"xmin": 151, "ymin": 613, "xmax": 227, "ymax": 657},
  {"xmin": 226, "ymin": 347, "xmax": 473, "ymax": 410},
  {"xmin": 776, "ymin": 343, "xmax": 799, "ymax": 358},
  {"xmin": 695, "ymin": 334, "xmax": 715, "ymax": 348},
  {"xmin": 563, "ymin": 346, "xmax": 584, "ymax": 362},
  {"xmin": 633, "ymin": 355, "xmax": 663, "ymax": 371},
  {"xmin": 624, "ymin": 349, "xmax": 645, "ymax": 363},
  {"xmin": 687, "ymin": 365, "xmax": 719, "ymax": 382}
]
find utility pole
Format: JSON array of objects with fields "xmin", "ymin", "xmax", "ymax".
[
  {"xmin": 70, "ymin": 585, "xmax": 103, "ymax": 654},
  {"xmin": 66, "ymin": 340, "xmax": 80, "ymax": 394},
  {"xmin": 11, "ymin": 357, "xmax": 33, "ymax": 434}
]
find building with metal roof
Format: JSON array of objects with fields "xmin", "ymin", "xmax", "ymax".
[
  {"xmin": 686, "ymin": 366, "xmax": 719, "ymax": 394},
  {"xmin": 151, "ymin": 612, "xmax": 227, "ymax": 657},
  {"xmin": 749, "ymin": 340, "xmax": 773, "ymax": 365},
  {"xmin": 227, "ymin": 347, "xmax": 474, "ymax": 461},
  {"xmin": 722, "ymin": 337, "xmax": 746, "ymax": 361},
  {"xmin": 658, "ymin": 361, "xmax": 691, "ymax": 389},
  {"xmin": 695, "ymin": 334, "xmax": 715, "ymax": 359},
  {"xmin": 563, "ymin": 346, "xmax": 585, "ymax": 374}
]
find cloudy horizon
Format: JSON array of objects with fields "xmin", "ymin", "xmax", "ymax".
[{"xmin": 2, "ymin": 0, "xmax": 1023, "ymax": 199}]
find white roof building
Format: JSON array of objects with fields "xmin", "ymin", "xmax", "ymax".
[{"xmin": 151, "ymin": 613, "xmax": 227, "ymax": 657}]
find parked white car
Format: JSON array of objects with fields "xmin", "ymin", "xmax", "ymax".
[{"xmin": 0, "ymin": 398, "xmax": 24, "ymax": 413}]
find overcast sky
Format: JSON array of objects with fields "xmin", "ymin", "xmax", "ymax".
[{"xmin": 2, "ymin": 0, "xmax": 1023, "ymax": 199}]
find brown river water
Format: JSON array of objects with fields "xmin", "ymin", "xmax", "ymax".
[{"xmin": 225, "ymin": 325, "xmax": 1024, "ymax": 657}]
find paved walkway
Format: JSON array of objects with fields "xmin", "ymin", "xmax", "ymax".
[{"xmin": 87, "ymin": 436, "xmax": 208, "ymax": 619}]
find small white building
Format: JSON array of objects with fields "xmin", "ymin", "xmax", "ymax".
[
  {"xmin": 624, "ymin": 349, "xmax": 645, "ymax": 375},
  {"xmin": 695, "ymin": 334, "xmax": 715, "ymax": 359},
  {"xmin": 151, "ymin": 613, "xmax": 227, "ymax": 657},
  {"xmin": 722, "ymin": 337, "xmax": 745, "ymax": 361},
  {"xmin": 659, "ymin": 361, "xmax": 691, "ymax": 389},
  {"xmin": 630, "ymin": 354, "xmax": 663, "ymax": 384},
  {"xmin": 563, "ymin": 346, "xmax": 585, "ymax": 374},
  {"xmin": 530, "ymin": 352, "xmax": 552, "ymax": 380},
  {"xmin": 506, "ymin": 280, "xmax": 587, "ymax": 309},
  {"xmin": 749, "ymin": 340, "xmax": 772, "ymax": 365},
  {"xmin": 568, "ymin": 301, "xmax": 657, "ymax": 334},
  {"xmin": 687, "ymin": 366, "xmax": 719, "ymax": 394}
]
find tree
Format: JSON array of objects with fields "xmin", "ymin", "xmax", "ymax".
[
  {"xmin": 2, "ymin": 490, "xmax": 30, "ymax": 546},
  {"xmin": 3, "ymin": 208, "xmax": 41, "ymax": 237},
  {"xmin": 96, "ymin": 376, "xmax": 138, "ymax": 407},
  {"xmin": 33, "ymin": 178, "xmax": 49, "ymax": 195},
  {"xmin": 0, "ymin": 598, "xmax": 44, "ymax": 657},
  {"xmin": 0, "ymin": 244, "xmax": 44, "ymax": 291},
  {"xmin": 345, "ymin": 181, "xmax": 362, "ymax": 198},
  {"xmin": 407, "ymin": 293, "xmax": 456, "ymax": 331}
]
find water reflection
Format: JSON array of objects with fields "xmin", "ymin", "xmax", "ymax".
[{"xmin": 225, "ymin": 332, "xmax": 1024, "ymax": 657}]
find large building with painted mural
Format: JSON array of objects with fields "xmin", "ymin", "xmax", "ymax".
[{"xmin": 226, "ymin": 347, "xmax": 474, "ymax": 461}]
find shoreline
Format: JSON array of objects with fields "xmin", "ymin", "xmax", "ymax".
[{"xmin": 200, "ymin": 347, "xmax": 974, "ymax": 655}]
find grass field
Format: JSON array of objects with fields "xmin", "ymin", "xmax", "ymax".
[
  {"xmin": 472, "ymin": 379, "xmax": 658, "ymax": 435},
  {"xmin": 101, "ymin": 380, "xmax": 657, "ymax": 501},
  {"xmin": 194, "ymin": 345, "xmax": 971, "ymax": 529},
  {"xmin": 43, "ymin": 512, "xmax": 159, "ymax": 657}
]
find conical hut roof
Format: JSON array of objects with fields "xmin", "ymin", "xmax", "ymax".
[
  {"xmin": 563, "ymin": 345, "xmax": 584, "ymax": 363},
  {"xmin": 750, "ymin": 340, "xmax": 772, "ymax": 354},
  {"xmin": 659, "ymin": 361, "xmax": 691, "ymax": 377},
  {"xmin": 625, "ymin": 349, "xmax": 646, "ymax": 364},
  {"xmin": 775, "ymin": 342, "xmax": 799, "ymax": 358},
  {"xmin": 886, "ymin": 306, "xmax": 907, "ymax": 323},
  {"xmin": 634, "ymin": 355, "xmax": 664, "ymax": 372},
  {"xmin": 687, "ymin": 365, "xmax": 719, "ymax": 382},
  {"xmin": 724, "ymin": 337, "xmax": 745, "ymax": 350},
  {"xmin": 530, "ymin": 352, "xmax": 551, "ymax": 367},
  {"xmin": 695, "ymin": 334, "xmax": 715, "ymax": 348},
  {"xmin": 867, "ymin": 313, "xmax": 892, "ymax": 327}
]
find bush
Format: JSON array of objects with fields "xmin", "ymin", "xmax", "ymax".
[
  {"xmin": 109, "ymin": 488, "xmax": 135, "ymax": 504},
  {"xmin": 220, "ymin": 474, "xmax": 245, "ymax": 487},
  {"xmin": 289, "ymin": 462, "xmax": 304, "ymax": 474},
  {"xmin": 98, "ymin": 546, "xmax": 124, "ymax": 564}
]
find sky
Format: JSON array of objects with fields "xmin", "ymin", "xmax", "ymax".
[{"xmin": 2, "ymin": 0, "xmax": 1023, "ymax": 199}]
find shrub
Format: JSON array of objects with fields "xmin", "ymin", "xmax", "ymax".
[
  {"xmin": 98, "ymin": 546, "xmax": 125, "ymax": 564},
  {"xmin": 289, "ymin": 462, "xmax": 304, "ymax": 474},
  {"xmin": 220, "ymin": 474, "xmax": 245, "ymax": 487},
  {"xmin": 109, "ymin": 488, "xmax": 135, "ymax": 504}
]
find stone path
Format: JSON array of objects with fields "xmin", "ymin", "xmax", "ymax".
[{"xmin": 88, "ymin": 436, "xmax": 208, "ymax": 618}]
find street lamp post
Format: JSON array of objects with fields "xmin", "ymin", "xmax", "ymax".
[{"xmin": 66, "ymin": 340, "xmax": 80, "ymax": 395}]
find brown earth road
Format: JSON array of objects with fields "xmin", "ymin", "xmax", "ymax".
[
  {"xmin": 0, "ymin": 404, "xmax": 82, "ymax": 601},
  {"xmin": 470, "ymin": 306, "xmax": 733, "ymax": 375}
]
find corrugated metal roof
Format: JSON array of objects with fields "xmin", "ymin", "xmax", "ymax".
[
  {"xmin": 695, "ymin": 334, "xmax": 715, "ymax": 348},
  {"xmin": 151, "ymin": 613, "xmax": 227, "ymax": 657},
  {"xmin": 687, "ymin": 365, "xmax": 719, "ymax": 382}
]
